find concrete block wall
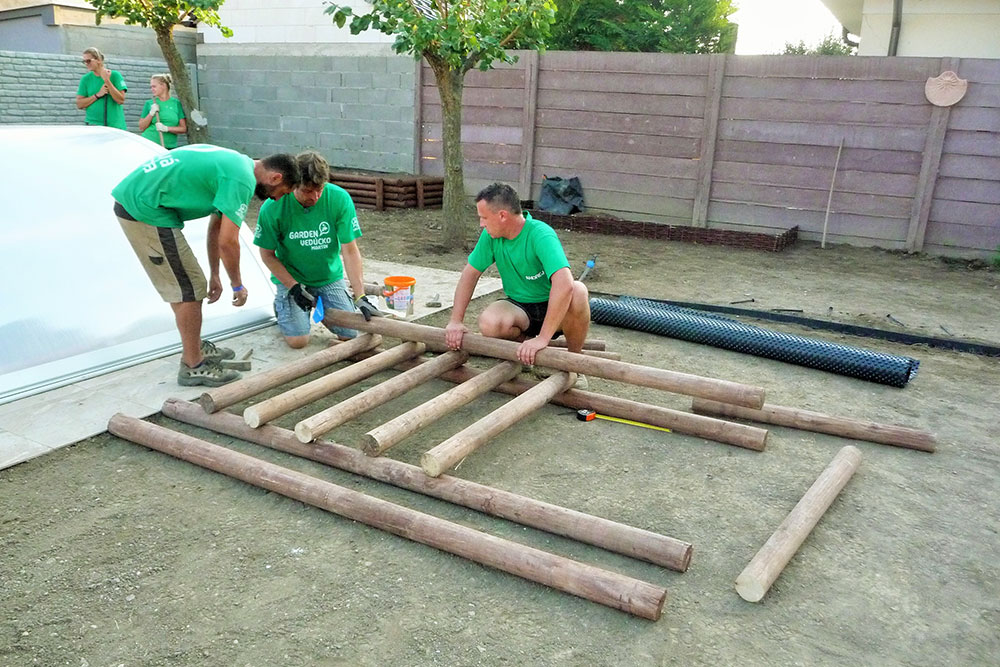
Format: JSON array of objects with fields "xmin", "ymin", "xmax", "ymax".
[
  {"xmin": 0, "ymin": 50, "xmax": 197, "ymax": 141},
  {"xmin": 197, "ymin": 44, "xmax": 416, "ymax": 172}
]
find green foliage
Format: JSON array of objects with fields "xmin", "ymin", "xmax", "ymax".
[
  {"xmin": 325, "ymin": 0, "xmax": 557, "ymax": 73},
  {"xmin": 782, "ymin": 33, "xmax": 856, "ymax": 56},
  {"xmin": 90, "ymin": 0, "xmax": 232, "ymax": 38},
  {"xmin": 547, "ymin": 0, "xmax": 737, "ymax": 53},
  {"xmin": 992, "ymin": 245, "xmax": 1000, "ymax": 270}
]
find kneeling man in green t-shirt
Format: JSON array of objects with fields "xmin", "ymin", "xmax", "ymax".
[
  {"xmin": 254, "ymin": 151, "xmax": 380, "ymax": 349},
  {"xmin": 445, "ymin": 183, "xmax": 591, "ymax": 386}
]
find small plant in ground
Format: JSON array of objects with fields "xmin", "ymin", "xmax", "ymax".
[{"xmin": 992, "ymin": 245, "xmax": 1000, "ymax": 269}]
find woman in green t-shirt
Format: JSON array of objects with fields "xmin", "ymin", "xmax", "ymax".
[
  {"xmin": 138, "ymin": 73, "xmax": 187, "ymax": 149},
  {"xmin": 75, "ymin": 47, "xmax": 127, "ymax": 130}
]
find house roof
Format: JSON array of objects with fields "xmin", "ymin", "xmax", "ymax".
[{"xmin": 818, "ymin": 0, "xmax": 862, "ymax": 35}]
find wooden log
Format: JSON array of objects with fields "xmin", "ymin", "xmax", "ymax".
[
  {"xmin": 735, "ymin": 445, "xmax": 862, "ymax": 602},
  {"xmin": 165, "ymin": 398, "xmax": 692, "ymax": 571},
  {"xmin": 421, "ymin": 372, "xmax": 577, "ymax": 477},
  {"xmin": 109, "ymin": 413, "xmax": 668, "ymax": 618},
  {"xmin": 198, "ymin": 334, "xmax": 382, "ymax": 413},
  {"xmin": 364, "ymin": 360, "xmax": 522, "ymax": 456},
  {"xmin": 549, "ymin": 338, "xmax": 607, "ymax": 351},
  {"xmin": 383, "ymin": 199, "xmax": 419, "ymax": 209},
  {"xmin": 243, "ymin": 342, "xmax": 425, "ymax": 428},
  {"xmin": 375, "ymin": 177, "xmax": 384, "ymax": 211},
  {"xmin": 352, "ymin": 351, "xmax": 768, "ymax": 451},
  {"xmin": 294, "ymin": 351, "xmax": 469, "ymax": 442},
  {"xmin": 417, "ymin": 179, "xmax": 425, "ymax": 208},
  {"xmin": 335, "ymin": 181, "xmax": 377, "ymax": 192},
  {"xmin": 322, "ymin": 310, "xmax": 766, "ymax": 409},
  {"xmin": 691, "ymin": 399, "xmax": 935, "ymax": 453}
]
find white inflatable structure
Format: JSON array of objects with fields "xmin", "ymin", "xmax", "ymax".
[{"xmin": 0, "ymin": 126, "xmax": 277, "ymax": 404}]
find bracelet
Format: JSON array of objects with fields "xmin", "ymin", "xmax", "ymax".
[{"xmin": 233, "ymin": 285, "xmax": 245, "ymax": 292}]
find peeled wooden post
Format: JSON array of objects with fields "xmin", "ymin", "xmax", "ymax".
[
  {"xmin": 350, "ymin": 351, "xmax": 769, "ymax": 451},
  {"xmin": 691, "ymin": 398, "xmax": 935, "ymax": 453},
  {"xmin": 165, "ymin": 398, "xmax": 693, "ymax": 571},
  {"xmin": 549, "ymin": 338, "xmax": 607, "ymax": 351},
  {"xmin": 323, "ymin": 310, "xmax": 765, "ymax": 409},
  {"xmin": 294, "ymin": 351, "xmax": 469, "ymax": 443},
  {"xmin": 735, "ymin": 445, "xmax": 862, "ymax": 602},
  {"xmin": 364, "ymin": 360, "xmax": 522, "ymax": 456},
  {"xmin": 244, "ymin": 342, "xmax": 425, "ymax": 428},
  {"xmin": 422, "ymin": 372, "xmax": 576, "ymax": 478},
  {"xmin": 108, "ymin": 413, "xmax": 668, "ymax": 619},
  {"xmin": 199, "ymin": 334, "xmax": 382, "ymax": 413}
]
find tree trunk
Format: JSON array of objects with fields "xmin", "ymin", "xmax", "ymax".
[
  {"xmin": 426, "ymin": 57, "xmax": 468, "ymax": 250},
  {"xmin": 154, "ymin": 25, "xmax": 208, "ymax": 144}
]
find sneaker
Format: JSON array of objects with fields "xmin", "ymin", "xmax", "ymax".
[
  {"xmin": 178, "ymin": 359, "xmax": 241, "ymax": 387},
  {"xmin": 573, "ymin": 374, "xmax": 589, "ymax": 391},
  {"xmin": 200, "ymin": 339, "xmax": 235, "ymax": 362}
]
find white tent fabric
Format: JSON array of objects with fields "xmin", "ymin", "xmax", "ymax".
[{"xmin": 0, "ymin": 126, "xmax": 277, "ymax": 404}]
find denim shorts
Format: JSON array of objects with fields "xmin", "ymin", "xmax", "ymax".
[{"xmin": 274, "ymin": 279, "xmax": 357, "ymax": 339}]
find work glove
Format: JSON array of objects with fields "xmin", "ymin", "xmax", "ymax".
[
  {"xmin": 355, "ymin": 294, "xmax": 383, "ymax": 322},
  {"xmin": 289, "ymin": 283, "xmax": 316, "ymax": 312},
  {"xmin": 149, "ymin": 102, "xmax": 159, "ymax": 115},
  {"xmin": 155, "ymin": 122, "xmax": 169, "ymax": 133}
]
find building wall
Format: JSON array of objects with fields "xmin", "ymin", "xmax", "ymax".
[
  {"xmin": 0, "ymin": 49, "xmax": 196, "ymax": 140},
  {"xmin": 199, "ymin": 0, "xmax": 393, "ymax": 45},
  {"xmin": 196, "ymin": 43, "xmax": 416, "ymax": 172},
  {"xmin": 857, "ymin": 0, "xmax": 1000, "ymax": 57}
]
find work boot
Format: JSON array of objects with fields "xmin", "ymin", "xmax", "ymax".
[
  {"xmin": 178, "ymin": 359, "xmax": 241, "ymax": 387},
  {"xmin": 200, "ymin": 339, "xmax": 236, "ymax": 362}
]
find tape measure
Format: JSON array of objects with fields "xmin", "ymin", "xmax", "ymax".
[{"xmin": 576, "ymin": 409, "xmax": 671, "ymax": 433}]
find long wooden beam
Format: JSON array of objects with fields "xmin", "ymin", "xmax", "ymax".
[
  {"xmin": 164, "ymin": 398, "xmax": 692, "ymax": 572},
  {"xmin": 323, "ymin": 310, "xmax": 765, "ymax": 409},
  {"xmin": 294, "ymin": 351, "xmax": 469, "ymax": 443},
  {"xmin": 421, "ymin": 372, "xmax": 577, "ymax": 478},
  {"xmin": 111, "ymin": 415, "xmax": 668, "ymax": 618},
  {"xmin": 198, "ymin": 334, "xmax": 382, "ymax": 413},
  {"xmin": 243, "ymin": 342, "xmax": 425, "ymax": 428},
  {"xmin": 691, "ymin": 399, "xmax": 935, "ymax": 453},
  {"xmin": 364, "ymin": 361, "xmax": 522, "ymax": 456},
  {"xmin": 736, "ymin": 446, "xmax": 861, "ymax": 602}
]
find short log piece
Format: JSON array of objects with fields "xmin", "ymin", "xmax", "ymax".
[
  {"xmin": 364, "ymin": 360, "xmax": 522, "ymax": 456},
  {"xmin": 549, "ymin": 338, "xmax": 608, "ymax": 351},
  {"xmin": 243, "ymin": 342, "xmax": 425, "ymax": 428},
  {"xmin": 108, "ymin": 413, "xmax": 667, "ymax": 619},
  {"xmin": 198, "ymin": 334, "xmax": 382, "ymax": 413},
  {"xmin": 322, "ymin": 310, "xmax": 766, "ymax": 409},
  {"xmin": 421, "ymin": 372, "xmax": 577, "ymax": 478},
  {"xmin": 294, "ymin": 350, "xmax": 469, "ymax": 443},
  {"xmin": 691, "ymin": 399, "xmax": 935, "ymax": 453},
  {"xmin": 164, "ymin": 398, "xmax": 692, "ymax": 571},
  {"xmin": 735, "ymin": 445, "xmax": 862, "ymax": 602}
]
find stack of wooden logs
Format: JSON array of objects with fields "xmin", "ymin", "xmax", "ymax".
[
  {"xmin": 329, "ymin": 172, "xmax": 444, "ymax": 211},
  {"xmin": 107, "ymin": 312, "xmax": 936, "ymax": 615}
]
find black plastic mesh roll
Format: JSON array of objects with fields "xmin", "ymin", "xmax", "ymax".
[{"xmin": 590, "ymin": 297, "xmax": 919, "ymax": 387}]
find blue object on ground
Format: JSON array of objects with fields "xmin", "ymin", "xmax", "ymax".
[{"xmin": 312, "ymin": 295, "xmax": 325, "ymax": 323}]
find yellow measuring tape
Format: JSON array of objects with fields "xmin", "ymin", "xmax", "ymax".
[{"xmin": 577, "ymin": 409, "xmax": 671, "ymax": 433}]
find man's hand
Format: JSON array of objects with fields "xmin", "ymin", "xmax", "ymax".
[
  {"xmin": 207, "ymin": 275, "xmax": 223, "ymax": 304},
  {"xmin": 155, "ymin": 121, "xmax": 168, "ymax": 133},
  {"xmin": 289, "ymin": 283, "xmax": 316, "ymax": 312},
  {"xmin": 445, "ymin": 321, "xmax": 468, "ymax": 350},
  {"xmin": 517, "ymin": 336, "xmax": 550, "ymax": 365},
  {"xmin": 355, "ymin": 295, "xmax": 382, "ymax": 322},
  {"xmin": 232, "ymin": 285, "xmax": 248, "ymax": 307}
]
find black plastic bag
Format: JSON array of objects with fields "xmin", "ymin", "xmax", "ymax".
[{"xmin": 538, "ymin": 176, "xmax": 584, "ymax": 215}]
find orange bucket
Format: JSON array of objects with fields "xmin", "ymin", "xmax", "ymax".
[{"xmin": 383, "ymin": 275, "xmax": 416, "ymax": 313}]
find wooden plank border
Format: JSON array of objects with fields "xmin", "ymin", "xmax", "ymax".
[
  {"xmin": 693, "ymin": 53, "xmax": 725, "ymax": 228},
  {"xmin": 520, "ymin": 50, "xmax": 540, "ymax": 198}
]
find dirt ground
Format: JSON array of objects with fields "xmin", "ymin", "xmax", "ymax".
[{"xmin": 2, "ymin": 206, "xmax": 999, "ymax": 666}]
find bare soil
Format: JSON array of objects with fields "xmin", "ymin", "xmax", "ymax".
[{"xmin": 2, "ymin": 206, "xmax": 999, "ymax": 666}]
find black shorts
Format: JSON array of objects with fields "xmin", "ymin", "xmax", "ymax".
[{"xmin": 504, "ymin": 298, "xmax": 560, "ymax": 338}]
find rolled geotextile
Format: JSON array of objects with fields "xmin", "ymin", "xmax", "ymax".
[{"xmin": 590, "ymin": 298, "xmax": 919, "ymax": 388}]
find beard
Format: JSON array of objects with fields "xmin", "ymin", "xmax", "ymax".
[{"xmin": 254, "ymin": 183, "xmax": 271, "ymax": 201}]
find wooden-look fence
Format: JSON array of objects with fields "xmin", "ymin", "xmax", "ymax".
[{"xmin": 416, "ymin": 52, "xmax": 1000, "ymax": 257}]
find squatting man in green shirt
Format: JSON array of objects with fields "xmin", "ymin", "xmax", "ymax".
[
  {"xmin": 445, "ymin": 183, "xmax": 591, "ymax": 388},
  {"xmin": 253, "ymin": 151, "xmax": 381, "ymax": 349},
  {"xmin": 112, "ymin": 145, "xmax": 301, "ymax": 387}
]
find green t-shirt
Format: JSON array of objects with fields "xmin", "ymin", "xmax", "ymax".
[
  {"xmin": 111, "ymin": 144, "xmax": 255, "ymax": 229},
  {"xmin": 254, "ymin": 183, "xmax": 361, "ymax": 286},
  {"xmin": 77, "ymin": 71, "xmax": 127, "ymax": 130},
  {"xmin": 140, "ymin": 97, "xmax": 186, "ymax": 149},
  {"xmin": 467, "ymin": 212, "xmax": 569, "ymax": 303}
]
